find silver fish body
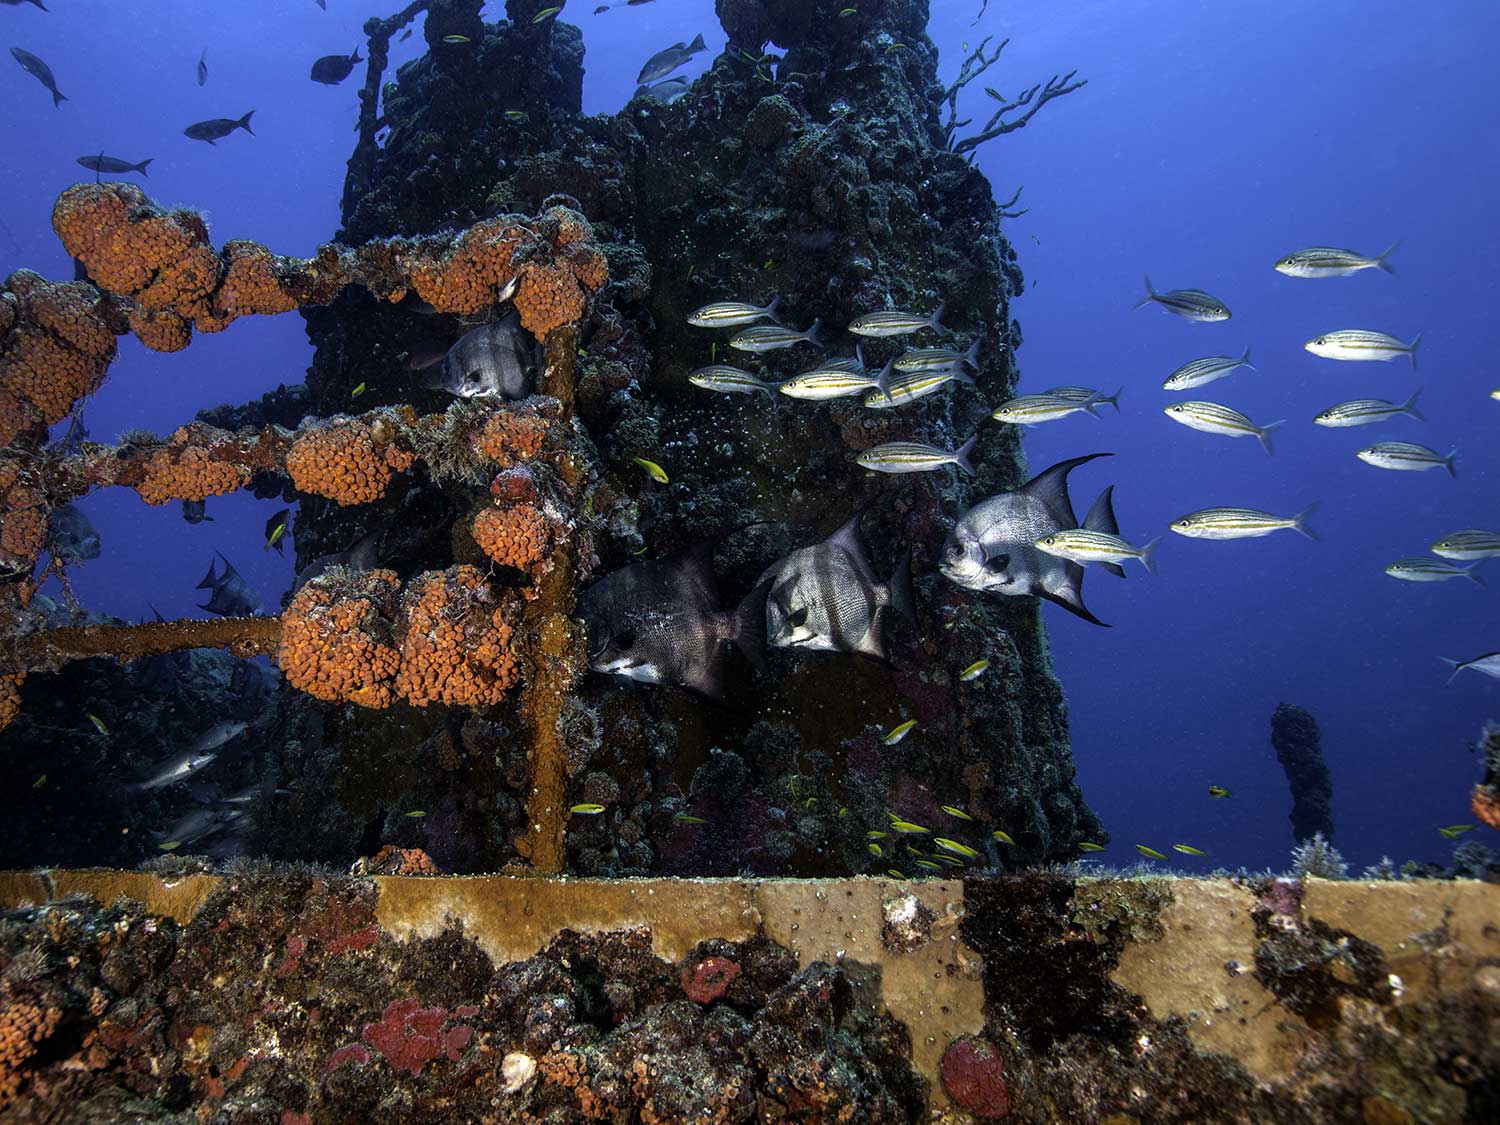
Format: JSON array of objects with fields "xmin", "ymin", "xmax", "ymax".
[
  {"xmin": 1135, "ymin": 276, "xmax": 1230, "ymax": 322},
  {"xmin": 1035, "ymin": 529, "xmax": 1159, "ymax": 573},
  {"xmin": 637, "ymin": 32, "xmax": 707, "ymax": 84},
  {"xmin": 1314, "ymin": 390, "xmax": 1423, "ymax": 427},
  {"xmin": 730, "ymin": 319, "xmax": 825, "ymax": 353},
  {"xmin": 1162, "ymin": 349, "xmax": 1253, "ymax": 391},
  {"xmin": 941, "ymin": 453, "xmax": 1122, "ymax": 626},
  {"xmin": 762, "ymin": 509, "xmax": 915, "ymax": 659},
  {"xmin": 46, "ymin": 503, "xmax": 100, "ymax": 562},
  {"xmin": 781, "ymin": 356, "xmax": 892, "ymax": 400},
  {"xmin": 134, "ymin": 748, "xmax": 221, "ymax": 792},
  {"xmin": 1385, "ymin": 557, "xmax": 1482, "ymax": 584},
  {"xmin": 862, "ymin": 368, "xmax": 974, "ymax": 408},
  {"xmin": 1274, "ymin": 243, "xmax": 1398, "ymax": 278},
  {"xmin": 1304, "ymin": 329, "xmax": 1420, "ymax": 366},
  {"xmin": 1356, "ymin": 441, "xmax": 1456, "ymax": 476},
  {"xmin": 689, "ymin": 365, "xmax": 778, "ymax": 396},
  {"xmin": 687, "ymin": 296, "xmax": 781, "ymax": 328},
  {"xmin": 429, "ymin": 311, "xmax": 538, "ymax": 398},
  {"xmin": 1443, "ymin": 652, "xmax": 1500, "ymax": 684},
  {"xmin": 1164, "ymin": 400, "xmax": 1284, "ymax": 454},
  {"xmin": 1046, "ymin": 386, "xmax": 1121, "ymax": 412},
  {"xmin": 848, "ymin": 302, "xmax": 946, "ymax": 338},
  {"xmin": 895, "ymin": 339, "xmax": 980, "ymax": 372},
  {"xmin": 855, "ymin": 435, "xmax": 976, "ymax": 475},
  {"xmin": 1169, "ymin": 505, "xmax": 1319, "ymax": 540},
  {"xmin": 1431, "ymin": 530, "xmax": 1500, "ymax": 561},
  {"xmin": 992, "ymin": 392, "xmax": 1104, "ymax": 425}
]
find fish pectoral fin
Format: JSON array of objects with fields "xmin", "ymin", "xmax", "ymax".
[
  {"xmin": 854, "ymin": 622, "xmax": 890, "ymax": 664},
  {"xmin": 1041, "ymin": 566, "xmax": 1110, "ymax": 627},
  {"xmin": 1101, "ymin": 561, "xmax": 1127, "ymax": 579}
]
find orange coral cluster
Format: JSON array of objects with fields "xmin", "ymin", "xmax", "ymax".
[
  {"xmin": 286, "ymin": 418, "xmax": 413, "ymax": 506},
  {"xmin": 279, "ymin": 568, "xmax": 403, "ymax": 709},
  {"xmin": 0, "ymin": 270, "xmax": 118, "ymax": 445},
  {"xmin": 1474, "ymin": 784, "xmax": 1500, "ymax": 831},
  {"xmin": 474, "ymin": 408, "xmax": 550, "ymax": 468},
  {"xmin": 394, "ymin": 565, "xmax": 520, "ymax": 708},
  {"xmin": 0, "ymin": 672, "xmax": 23, "ymax": 732},
  {"xmin": 0, "ymin": 987, "xmax": 61, "ymax": 1102},
  {"xmin": 133, "ymin": 426, "xmax": 252, "ymax": 506},
  {"xmin": 472, "ymin": 503, "xmax": 551, "ymax": 579},
  {"xmin": 409, "ymin": 216, "xmax": 523, "ymax": 317},
  {"xmin": 0, "ymin": 461, "xmax": 45, "ymax": 571}
]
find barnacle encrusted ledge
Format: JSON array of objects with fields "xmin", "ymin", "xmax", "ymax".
[{"xmin": 0, "ymin": 872, "xmax": 1495, "ymax": 1121}]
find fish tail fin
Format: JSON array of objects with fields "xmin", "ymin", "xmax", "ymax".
[
  {"xmin": 1292, "ymin": 502, "xmax": 1320, "ymax": 541},
  {"xmin": 1134, "ymin": 275, "xmax": 1156, "ymax": 309},
  {"xmin": 1257, "ymin": 419, "xmax": 1286, "ymax": 455},
  {"xmin": 1464, "ymin": 564, "xmax": 1485, "ymax": 587},
  {"xmin": 237, "ymin": 109, "xmax": 256, "ymax": 135},
  {"xmin": 1375, "ymin": 239, "xmax": 1400, "ymax": 275},
  {"xmin": 52, "ymin": 88, "xmax": 68, "ymax": 108},
  {"xmin": 875, "ymin": 359, "xmax": 895, "ymax": 403},
  {"xmin": 954, "ymin": 433, "xmax": 978, "ymax": 476},
  {"xmin": 689, "ymin": 32, "xmax": 707, "ymax": 50},
  {"xmin": 1401, "ymin": 387, "xmax": 1423, "ymax": 421},
  {"xmin": 929, "ymin": 300, "xmax": 947, "ymax": 332},
  {"xmin": 1440, "ymin": 657, "xmax": 1463, "ymax": 685},
  {"xmin": 1407, "ymin": 332, "xmax": 1421, "ymax": 368},
  {"xmin": 886, "ymin": 548, "xmax": 917, "ymax": 626},
  {"xmin": 731, "ymin": 577, "xmax": 772, "ymax": 677},
  {"xmin": 1138, "ymin": 536, "xmax": 1161, "ymax": 575},
  {"xmin": 351, "ymin": 48, "xmax": 364, "ymax": 64},
  {"xmin": 963, "ymin": 338, "xmax": 981, "ymax": 369},
  {"xmin": 805, "ymin": 318, "xmax": 828, "ymax": 347},
  {"xmin": 134, "ymin": 158, "xmax": 153, "ymax": 177},
  {"xmin": 1105, "ymin": 386, "xmax": 1122, "ymax": 413},
  {"xmin": 1080, "ymin": 390, "xmax": 1107, "ymax": 418},
  {"xmin": 1444, "ymin": 448, "xmax": 1458, "ymax": 478},
  {"xmin": 950, "ymin": 367, "xmax": 978, "ymax": 388},
  {"xmin": 764, "ymin": 294, "xmax": 782, "ymax": 325},
  {"xmin": 1240, "ymin": 346, "xmax": 1255, "ymax": 372}
]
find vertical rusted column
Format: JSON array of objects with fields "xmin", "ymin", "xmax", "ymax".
[{"xmin": 514, "ymin": 326, "xmax": 584, "ymax": 873}]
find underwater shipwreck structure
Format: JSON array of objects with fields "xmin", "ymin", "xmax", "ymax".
[{"xmin": 1, "ymin": 0, "xmax": 1496, "ymax": 1118}]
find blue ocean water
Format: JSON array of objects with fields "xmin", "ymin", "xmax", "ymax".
[{"xmin": 1, "ymin": 0, "xmax": 1495, "ymax": 874}]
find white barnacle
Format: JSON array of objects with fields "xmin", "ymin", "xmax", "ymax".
[{"xmin": 501, "ymin": 1051, "xmax": 536, "ymax": 1094}]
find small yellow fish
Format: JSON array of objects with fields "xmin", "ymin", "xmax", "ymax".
[
  {"xmin": 1438, "ymin": 824, "xmax": 1475, "ymax": 839},
  {"xmin": 933, "ymin": 854, "xmax": 965, "ymax": 868},
  {"xmin": 839, "ymin": 7, "xmax": 857, "ymax": 15},
  {"xmin": 762, "ymin": 258, "xmax": 774, "ymax": 270},
  {"xmin": 631, "ymin": 543, "xmax": 649, "ymax": 555},
  {"xmin": 886, "ymin": 42, "xmax": 907, "ymax": 53},
  {"xmin": 675, "ymin": 813, "xmax": 707, "ymax": 825},
  {"xmin": 442, "ymin": 34, "xmax": 471, "ymax": 43},
  {"xmin": 1172, "ymin": 844, "xmax": 1208, "ymax": 857},
  {"xmin": 532, "ymin": 6, "xmax": 560, "ymax": 21},
  {"xmin": 158, "ymin": 841, "xmax": 182, "ymax": 851},
  {"xmin": 32, "ymin": 774, "xmax": 47, "ymax": 789},
  {"xmin": 838, "ymin": 806, "xmax": 848, "ymax": 818},
  {"xmin": 1135, "ymin": 845, "xmax": 1167, "ymax": 860},
  {"xmin": 914, "ymin": 859, "xmax": 942, "ymax": 871},
  {"xmin": 940, "ymin": 805, "xmax": 974, "ymax": 821},
  {"xmin": 351, "ymin": 381, "xmax": 366, "ymax": 398},
  {"xmin": 570, "ymin": 803, "xmax": 606, "ymax": 815},
  {"xmin": 883, "ymin": 719, "xmax": 916, "ymax": 745},
  {"xmin": 686, "ymin": 264, "xmax": 696, "ymax": 278},
  {"xmin": 1077, "ymin": 842, "xmax": 1105, "ymax": 852},
  {"xmin": 886, "ymin": 868, "xmax": 905, "ymax": 879},
  {"xmin": 404, "ymin": 810, "xmax": 426, "ymax": 818},
  {"xmin": 266, "ymin": 522, "xmax": 287, "ymax": 550},
  {"xmin": 933, "ymin": 838, "xmax": 981, "ymax": 859},
  {"xmin": 888, "ymin": 819, "xmax": 930, "ymax": 835},
  {"xmin": 804, "ymin": 797, "xmax": 817, "ymax": 808},
  {"xmin": 87, "ymin": 713, "xmax": 108, "ymax": 735},
  {"xmin": 504, "ymin": 110, "xmax": 527, "ymax": 121},
  {"xmin": 1208, "ymin": 785, "xmax": 1231, "ymax": 799},
  {"xmin": 710, "ymin": 341, "xmax": 717, "ymax": 362},
  {"xmin": 866, "ymin": 830, "xmax": 887, "ymax": 840},
  {"xmin": 959, "ymin": 659, "xmax": 989, "ymax": 682},
  {"xmin": 991, "ymin": 829, "xmax": 1014, "ymax": 845},
  {"xmin": 868, "ymin": 842, "xmax": 884, "ymax": 858},
  {"xmin": 633, "ymin": 456, "xmax": 668, "ymax": 484}
]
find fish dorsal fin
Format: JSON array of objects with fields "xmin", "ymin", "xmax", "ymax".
[
  {"xmin": 664, "ymin": 538, "xmax": 721, "ymax": 600},
  {"xmin": 214, "ymin": 551, "xmax": 241, "ymax": 586},
  {"xmin": 854, "ymin": 618, "xmax": 889, "ymax": 663},
  {"xmin": 195, "ymin": 558, "xmax": 219, "ymax": 589},
  {"xmin": 1040, "ymin": 562, "xmax": 1110, "ymax": 627},
  {"xmin": 1082, "ymin": 485, "xmax": 1127, "ymax": 578},
  {"xmin": 826, "ymin": 504, "xmax": 872, "ymax": 564},
  {"xmin": 1020, "ymin": 452, "xmax": 1113, "ymax": 527}
]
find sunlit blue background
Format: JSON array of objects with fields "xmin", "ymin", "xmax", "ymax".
[{"xmin": 2, "ymin": 0, "xmax": 1496, "ymax": 873}]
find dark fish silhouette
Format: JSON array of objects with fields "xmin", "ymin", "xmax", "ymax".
[
  {"xmin": 577, "ymin": 537, "xmax": 768, "ymax": 700},
  {"xmin": 76, "ymin": 153, "xmax": 152, "ymax": 178},
  {"xmin": 184, "ymin": 110, "xmax": 254, "ymax": 144},
  {"xmin": 294, "ymin": 527, "xmax": 381, "ymax": 590},
  {"xmin": 939, "ymin": 452, "xmax": 1121, "ymax": 627},
  {"xmin": 636, "ymin": 32, "xmax": 706, "ymax": 85},
  {"xmin": 633, "ymin": 75, "xmax": 690, "ymax": 103},
  {"xmin": 761, "ymin": 508, "xmax": 914, "ymax": 661},
  {"xmin": 0, "ymin": 1, "xmax": 49, "ymax": 11},
  {"xmin": 196, "ymin": 552, "xmax": 261, "ymax": 617},
  {"xmin": 402, "ymin": 338, "xmax": 450, "ymax": 372},
  {"xmin": 45, "ymin": 503, "xmax": 100, "ymax": 562},
  {"xmin": 197, "ymin": 48, "xmax": 207, "ymax": 86},
  {"xmin": 263, "ymin": 507, "xmax": 290, "ymax": 555},
  {"xmin": 136, "ymin": 605, "xmax": 189, "ymax": 691},
  {"xmin": 310, "ymin": 48, "xmax": 361, "ymax": 85},
  {"xmin": 181, "ymin": 498, "xmax": 214, "ymax": 524},
  {"xmin": 426, "ymin": 310, "xmax": 538, "ymax": 399},
  {"xmin": 10, "ymin": 46, "xmax": 66, "ymax": 107}
]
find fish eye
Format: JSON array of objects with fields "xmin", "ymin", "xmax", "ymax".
[
  {"xmin": 983, "ymin": 554, "xmax": 1010, "ymax": 574},
  {"xmin": 787, "ymin": 607, "xmax": 809, "ymax": 627},
  {"xmin": 1314, "ymin": 338, "xmax": 1325, "ymax": 346},
  {"xmin": 615, "ymin": 629, "xmax": 637, "ymax": 649}
]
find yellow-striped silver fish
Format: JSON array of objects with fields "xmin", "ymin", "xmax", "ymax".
[
  {"xmin": 782, "ymin": 356, "xmax": 894, "ymax": 401},
  {"xmin": 1356, "ymin": 441, "xmax": 1456, "ymax": 476},
  {"xmin": 1304, "ymin": 328, "xmax": 1420, "ymax": 367},
  {"xmin": 856, "ymin": 436, "xmax": 976, "ymax": 475},
  {"xmin": 894, "ymin": 340, "xmax": 980, "ymax": 372},
  {"xmin": 1385, "ymin": 557, "xmax": 1482, "ymax": 585},
  {"xmin": 1274, "ymin": 243, "xmax": 1398, "ymax": 278},
  {"xmin": 1164, "ymin": 400, "xmax": 1284, "ymax": 454},
  {"xmin": 1036, "ymin": 529, "xmax": 1159, "ymax": 573},
  {"xmin": 1431, "ymin": 530, "xmax": 1500, "ymax": 561},
  {"xmin": 689, "ymin": 365, "xmax": 778, "ymax": 397},
  {"xmin": 1170, "ymin": 504, "xmax": 1319, "ymax": 540},
  {"xmin": 863, "ymin": 367, "xmax": 974, "ymax": 408},
  {"xmin": 992, "ymin": 392, "xmax": 1105, "ymax": 425},
  {"xmin": 849, "ymin": 302, "xmax": 947, "ymax": 337},
  {"xmin": 1491, "ymin": 390, "xmax": 1500, "ymax": 402},
  {"xmin": 1046, "ymin": 385, "xmax": 1120, "ymax": 412},
  {"xmin": 687, "ymin": 296, "xmax": 781, "ymax": 328},
  {"xmin": 730, "ymin": 319, "xmax": 826, "ymax": 353},
  {"xmin": 1313, "ymin": 390, "xmax": 1422, "ymax": 428},
  {"xmin": 1135, "ymin": 276, "xmax": 1230, "ymax": 322},
  {"xmin": 1162, "ymin": 349, "xmax": 1254, "ymax": 391}
]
